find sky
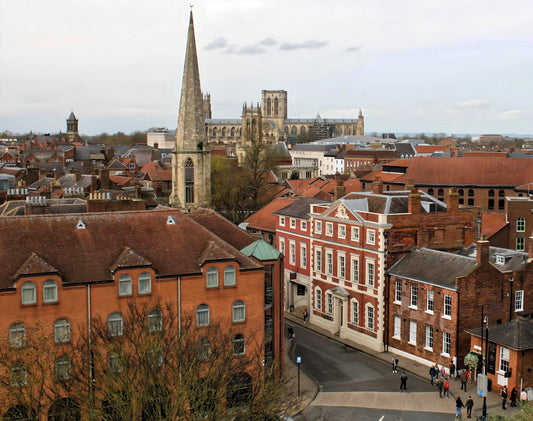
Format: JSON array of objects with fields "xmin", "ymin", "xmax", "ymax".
[{"xmin": 1, "ymin": 0, "xmax": 532, "ymax": 136}]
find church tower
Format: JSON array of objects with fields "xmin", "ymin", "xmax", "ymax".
[
  {"xmin": 66, "ymin": 111, "xmax": 79, "ymax": 143},
  {"xmin": 169, "ymin": 11, "xmax": 211, "ymax": 211},
  {"xmin": 357, "ymin": 109, "xmax": 365, "ymax": 136}
]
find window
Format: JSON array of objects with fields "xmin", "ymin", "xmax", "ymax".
[
  {"xmin": 426, "ymin": 290, "xmax": 434, "ymax": 312},
  {"xmin": 43, "ymin": 279, "xmax": 58, "ymax": 303},
  {"xmin": 339, "ymin": 225, "xmax": 346, "ymax": 239},
  {"xmin": 300, "ymin": 244, "xmax": 307, "ymax": 268},
  {"xmin": 515, "ymin": 290, "xmax": 524, "ymax": 311},
  {"xmin": 279, "ymin": 237, "xmax": 285, "ymax": 255},
  {"xmin": 352, "ymin": 300, "xmax": 359, "ymax": 325},
  {"xmin": 315, "ymin": 221, "xmax": 322, "ymax": 234},
  {"xmin": 352, "ymin": 258, "xmax": 359, "ymax": 283},
  {"xmin": 233, "ymin": 334, "xmax": 246, "ymax": 355},
  {"xmin": 326, "ymin": 251, "xmax": 333, "ymax": 275},
  {"xmin": 55, "ymin": 356, "xmax": 71, "ymax": 381},
  {"xmin": 316, "ymin": 249, "xmax": 322, "ymax": 272},
  {"xmin": 367, "ymin": 229, "xmax": 375, "ymax": 245},
  {"xmin": 289, "ymin": 242, "xmax": 296, "ymax": 265},
  {"xmin": 206, "ymin": 267, "xmax": 219, "ymax": 288},
  {"xmin": 224, "ymin": 265, "xmax": 236, "ymax": 286},
  {"xmin": 326, "ymin": 293, "xmax": 333, "ymax": 314},
  {"xmin": 409, "ymin": 321, "xmax": 417, "ymax": 345},
  {"xmin": 517, "ymin": 217, "xmax": 525, "ymax": 232},
  {"xmin": 410, "ymin": 285, "xmax": 418, "ymax": 308},
  {"xmin": 366, "ymin": 261, "xmax": 375, "ymax": 287},
  {"xmin": 393, "ymin": 316, "xmax": 401, "ymax": 339},
  {"xmin": 232, "ymin": 300, "xmax": 246, "ymax": 322},
  {"xmin": 338, "ymin": 255, "xmax": 345, "ymax": 279},
  {"xmin": 11, "ymin": 363, "xmax": 28, "ymax": 386},
  {"xmin": 516, "ymin": 237, "xmax": 525, "ymax": 251},
  {"xmin": 54, "ymin": 318, "xmax": 70, "ymax": 343},
  {"xmin": 185, "ymin": 158, "xmax": 194, "ymax": 204},
  {"xmin": 301, "ymin": 221, "xmax": 307, "ymax": 230},
  {"xmin": 198, "ymin": 337, "xmax": 211, "ymax": 360},
  {"xmin": 315, "ymin": 288, "xmax": 322, "ymax": 311},
  {"xmin": 366, "ymin": 306, "xmax": 374, "ymax": 330},
  {"xmin": 297, "ymin": 284, "xmax": 305, "ymax": 295},
  {"xmin": 326, "ymin": 222, "xmax": 333, "ymax": 236},
  {"xmin": 290, "ymin": 218, "xmax": 296, "ymax": 229},
  {"xmin": 428, "ymin": 188, "xmax": 434, "ymax": 196},
  {"xmin": 196, "ymin": 304, "xmax": 210, "ymax": 326},
  {"xmin": 351, "ymin": 227, "xmax": 360, "ymax": 241},
  {"xmin": 442, "ymin": 331, "xmax": 451, "ymax": 355},
  {"xmin": 21, "ymin": 281, "xmax": 36, "ymax": 305},
  {"xmin": 426, "ymin": 326, "xmax": 434, "ymax": 350},
  {"xmin": 444, "ymin": 294, "xmax": 452, "ymax": 317},
  {"xmin": 280, "ymin": 216, "xmax": 285, "ymax": 226},
  {"xmin": 138, "ymin": 272, "xmax": 151, "ymax": 294},
  {"xmin": 108, "ymin": 313, "xmax": 123, "ymax": 337},
  {"xmin": 499, "ymin": 347, "xmax": 510, "ymax": 373},
  {"xmin": 468, "ymin": 189, "xmax": 474, "ymax": 206},
  {"xmin": 148, "ymin": 309, "xmax": 163, "ymax": 332},
  {"xmin": 9, "ymin": 323, "xmax": 26, "ymax": 348},
  {"xmin": 108, "ymin": 352, "xmax": 123, "ymax": 373},
  {"xmin": 394, "ymin": 280, "xmax": 402, "ymax": 303},
  {"xmin": 118, "ymin": 274, "xmax": 132, "ymax": 296}
]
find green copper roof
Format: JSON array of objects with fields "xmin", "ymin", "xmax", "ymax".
[{"xmin": 241, "ymin": 239, "xmax": 280, "ymax": 261}]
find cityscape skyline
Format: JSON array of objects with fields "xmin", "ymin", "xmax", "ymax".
[{"xmin": 1, "ymin": 0, "xmax": 532, "ymax": 136}]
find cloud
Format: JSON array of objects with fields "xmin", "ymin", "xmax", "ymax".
[
  {"xmin": 497, "ymin": 110, "xmax": 528, "ymax": 120},
  {"xmin": 279, "ymin": 40, "xmax": 328, "ymax": 50},
  {"xmin": 234, "ymin": 45, "xmax": 267, "ymax": 55},
  {"xmin": 205, "ymin": 37, "xmax": 228, "ymax": 50},
  {"xmin": 258, "ymin": 37, "xmax": 277, "ymax": 47},
  {"xmin": 345, "ymin": 46, "xmax": 361, "ymax": 52},
  {"xmin": 453, "ymin": 98, "xmax": 491, "ymax": 109}
]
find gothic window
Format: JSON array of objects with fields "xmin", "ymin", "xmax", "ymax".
[
  {"xmin": 266, "ymin": 98, "xmax": 272, "ymax": 116},
  {"xmin": 230, "ymin": 127, "xmax": 235, "ymax": 138},
  {"xmin": 284, "ymin": 126, "xmax": 289, "ymax": 134},
  {"xmin": 221, "ymin": 127, "xmax": 226, "ymax": 137},
  {"xmin": 291, "ymin": 126, "xmax": 297, "ymax": 135},
  {"xmin": 212, "ymin": 127, "xmax": 217, "ymax": 137},
  {"xmin": 185, "ymin": 158, "xmax": 194, "ymax": 204},
  {"xmin": 274, "ymin": 98, "xmax": 279, "ymax": 116},
  {"xmin": 300, "ymin": 126, "xmax": 306, "ymax": 135}
]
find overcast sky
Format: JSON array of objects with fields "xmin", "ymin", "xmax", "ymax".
[{"xmin": 1, "ymin": 0, "xmax": 532, "ymax": 136}]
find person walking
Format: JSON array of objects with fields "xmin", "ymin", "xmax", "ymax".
[
  {"xmin": 455, "ymin": 396, "xmax": 464, "ymax": 419},
  {"xmin": 520, "ymin": 389, "xmax": 528, "ymax": 406},
  {"xmin": 437, "ymin": 377, "xmax": 444, "ymax": 398},
  {"xmin": 302, "ymin": 308, "xmax": 308, "ymax": 323},
  {"xmin": 435, "ymin": 363, "xmax": 440, "ymax": 380},
  {"xmin": 501, "ymin": 385, "xmax": 508, "ymax": 410},
  {"xmin": 450, "ymin": 362, "xmax": 456, "ymax": 380},
  {"xmin": 430, "ymin": 364, "xmax": 436, "ymax": 385},
  {"xmin": 444, "ymin": 377, "xmax": 450, "ymax": 398},
  {"xmin": 400, "ymin": 371, "xmax": 408, "ymax": 392},
  {"xmin": 392, "ymin": 355, "xmax": 399, "ymax": 373},
  {"xmin": 460, "ymin": 369, "xmax": 468, "ymax": 392},
  {"xmin": 510, "ymin": 387, "xmax": 517, "ymax": 407},
  {"xmin": 465, "ymin": 396, "xmax": 474, "ymax": 418},
  {"xmin": 287, "ymin": 325, "xmax": 294, "ymax": 339}
]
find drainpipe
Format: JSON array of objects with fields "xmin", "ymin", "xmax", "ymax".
[
  {"xmin": 87, "ymin": 284, "xmax": 94, "ymax": 413},
  {"xmin": 178, "ymin": 276, "xmax": 181, "ymax": 337}
]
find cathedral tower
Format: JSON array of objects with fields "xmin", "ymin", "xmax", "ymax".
[
  {"xmin": 66, "ymin": 111, "xmax": 79, "ymax": 143},
  {"xmin": 169, "ymin": 11, "xmax": 211, "ymax": 211}
]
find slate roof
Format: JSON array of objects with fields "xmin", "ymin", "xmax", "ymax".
[
  {"xmin": 339, "ymin": 190, "xmax": 447, "ymax": 214},
  {"xmin": 387, "ymin": 248, "xmax": 478, "ymax": 288},
  {"xmin": 0, "ymin": 209, "xmax": 260, "ymax": 288},
  {"xmin": 467, "ymin": 318, "xmax": 533, "ymax": 351},
  {"xmin": 109, "ymin": 247, "xmax": 152, "ymax": 272},
  {"xmin": 0, "ymin": 199, "xmax": 87, "ymax": 216},
  {"xmin": 275, "ymin": 197, "xmax": 331, "ymax": 219},
  {"xmin": 13, "ymin": 253, "xmax": 60, "ymax": 280},
  {"xmin": 457, "ymin": 244, "xmax": 528, "ymax": 273}
]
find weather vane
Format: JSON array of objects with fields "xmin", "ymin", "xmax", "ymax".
[{"xmin": 190, "ymin": 3, "xmax": 194, "ymax": 10}]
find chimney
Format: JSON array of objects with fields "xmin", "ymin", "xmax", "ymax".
[
  {"xmin": 135, "ymin": 184, "xmax": 142, "ymax": 199},
  {"xmin": 39, "ymin": 168, "xmax": 47, "ymax": 180},
  {"xmin": 408, "ymin": 188, "xmax": 421, "ymax": 215},
  {"xmin": 74, "ymin": 170, "xmax": 82, "ymax": 183},
  {"xmin": 106, "ymin": 146, "xmax": 115, "ymax": 163},
  {"xmin": 477, "ymin": 238, "xmax": 490, "ymax": 265},
  {"xmin": 446, "ymin": 187, "xmax": 459, "ymax": 213},
  {"xmin": 99, "ymin": 168, "xmax": 110, "ymax": 190},
  {"xmin": 372, "ymin": 176, "xmax": 384, "ymax": 195},
  {"xmin": 334, "ymin": 173, "xmax": 346, "ymax": 200}
]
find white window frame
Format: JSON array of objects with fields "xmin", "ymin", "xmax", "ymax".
[
  {"xmin": 426, "ymin": 289, "xmax": 434, "ymax": 313},
  {"xmin": 366, "ymin": 305, "xmax": 375, "ymax": 331},
  {"xmin": 232, "ymin": 300, "xmax": 246, "ymax": 322},
  {"xmin": 326, "ymin": 292, "xmax": 333, "ymax": 314},
  {"xmin": 21, "ymin": 281, "xmax": 36, "ymax": 305},
  {"xmin": 351, "ymin": 226, "xmax": 360, "ymax": 241},
  {"xmin": 108, "ymin": 313, "xmax": 123, "ymax": 337},
  {"xmin": 326, "ymin": 222, "xmax": 333, "ymax": 236},
  {"xmin": 301, "ymin": 220, "xmax": 307, "ymax": 231},
  {"xmin": 196, "ymin": 304, "xmax": 210, "ymax": 326},
  {"xmin": 233, "ymin": 334, "xmax": 246, "ymax": 356},
  {"xmin": 300, "ymin": 243, "xmax": 307, "ymax": 268},
  {"xmin": 138, "ymin": 272, "xmax": 152, "ymax": 294},
  {"xmin": 338, "ymin": 224, "xmax": 346, "ymax": 239},
  {"xmin": 409, "ymin": 320, "xmax": 417, "ymax": 345},
  {"xmin": 279, "ymin": 237, "xmax": 285, "ymax": 255},
  {"xmin": 290, "ymin": 218, "xmax": 296, "ymax": 229},
  {"xmin": 442, "ymin": 331, "xmax": 451, "ymax": 356},
  {"xmin": 515, "ymin": 290, "xmax": 524, "ymax": 311},
  {"xmin": 410, "ymin": 284, "xmax": 418, "ymax": 309},
  {"xmin": 148, "ymin": 308, "xmax": 163, "ymax": 332},
  {"xmin": 224, "ymin": 265, "xmax": 236, "ymax": 286},
  {"xmin": 118, "ymin": 274, "xmax": 132, "ymax": 296},
  {"xmin": 206, "ymin": 267, "xmax": 219, "ymax": 288},
  {"xmin": 351, "ymin": 257, "xmax": 359, "ymax": 283},
  {"xmin": 54, "ymin": 318, "xmax": 70, "ymax": 343},
  {"xmin": 43, "ymin": 279, "xmax": 58, "ymax": 303},
  {"xmin": 326, "ymin": 250, "xmax": 333, "ymax": 276},
  {"xmin": 394, "ymin": 280, "xmax": 402, "ymax": 303},
  {"xmin": 366, "ymin": 259, "xmax": 375, "ymax": 287},
  {"xmin": 315, "ymin": 287, "xmax": 322, "ymax": 311},
  {"xmin": 9, "ymin": 323, "xmax": 26, "ymax": 348},
  {"xmin": 443, "ymin": 294, "xmax": 452, "ymax": 318},
  {"xmin": 499, "ymin": 346, "xmax": 510, "ymax": 373},
  {"xmin": 315, "ymin": 248, "xmax": 322, "ymax": 272},
  {"xmin": 425, "ymin": 326, "xmax": 434, "ymax": 350},
  {"xmin": 367, "ymin": 229, "xmax": 376, "ymax": 245},
  {"xmin": 352, "ymin": 299, "xmax": 359, "ymax": 325},
  {"xmin": 393, "ymin": 316, "xmax": 401, "ymax": 339},
  {"xmin": 279, "ymin": 216, "xmax": 285, "ymax": 226},
  {"xmin": 315, "ymin": 221, "xmax": 322, "ymax": 234},
  {"xmin": 338, "ymin": 254, "xmax": 345, "ymax": 279},
  {"xmin": 289, "ymin": 241, "xmax": 296, "ymax": 265}
]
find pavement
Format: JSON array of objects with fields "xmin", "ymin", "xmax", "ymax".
[{"xmin": 284, "ymin": 311, "xmax": 523, "ymax": 419}]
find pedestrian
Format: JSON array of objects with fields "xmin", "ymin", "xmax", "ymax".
[
  {"xmin": 435, "ymin": 363, "xmax": 440, "ymax": 380},
  {"xmin": 450, "ymin": 362, "xmax": 456, "ymax": 380},
  {"xmin": 465, "ymin": 396, "xmax": 474, "ymax": 418},
  {"xmin": 287, "ymin": 325, "xmax": 294, "ymax": 339},
  {"xmin": 430, "ymin": 364, "xmax": 436, "ymax": 385},
  {"xmin": 510, "ymin": 387, "xmax": 517, "ymax": 407},
  {"xmin": 520, "ymin": 389, "xmax": 528, "ymax": 406},
  {"xmin": 501, "ymin": 385, "xmax": 508, "ymax": 410},
  {"xmin": 456, "ymin": 396, "xmax": 464, "ymax": 419},
  {"xmin": 392, "ymin": 355, "xmax": 399, "ymax": 373},
  {"xmin": 437, "ymin": 377, "xmax": 444, "ymax": 398},
  {"xmin": 302, "ymin": 308, "xmax": 308, "ymax": 323},
  {"xmin": 460, "ymin": 369, "xmax": 468, "ymax": 392},
  {"xmin": 444, "ymin": 377, "xmax": 450, "ymax": 398},
  {"xmin": 400, "ymin": 371, "xmax": 408, "ymax": 391}
]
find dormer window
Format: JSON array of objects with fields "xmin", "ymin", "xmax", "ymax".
[{"xmin": 496, "ymin": 255, "xmax": 505, "ymax": 265}]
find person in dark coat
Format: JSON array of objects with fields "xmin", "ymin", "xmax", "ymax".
[
  {"xmin": 501, "ymin": 385, "xmax": 508, "ymax": 410},
  {"xmin": 450, "ymin": 362, "xmax": 456, "ymax": 380},
  {"xmin": 430, "ymin": 365, "xmax": 436, "ymax": 385},
  {"xmin": 460, "ymin": 369, "xmax": 468, "ymax": 392},
  {"xmin": 400, "ymin": 371, "xmax": 408, "ymax": 391},
  {"xmin": 510, "ymin": 388, "xmax": 517, "ymax": 407},
  {"xmin": 456, "ymin": 396, "xmax": 464, "ymax": 419},
  {"xmin": 437, "ymin": 377, "xmax": 444, "ymax": 398},
  {"xmin": 465, "ymin": 396, "xmax": 474, "ymax": 418}
]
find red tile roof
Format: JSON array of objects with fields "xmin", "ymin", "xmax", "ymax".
[
  {"xmin": 482, "ymin": 212, "xmax": 508, "ymax": 238},
  {"xmin": 414, "ymin": 145, "xmax": 446, "ymax": 154},
  {"xmin": 244, "ymin": 197, "xmax": 299, "ymax": 232},
  {"xmin": 141, "ymin": 161, "xmax": 159, "ymax": 173},
  {"xmin": 145, "ymin": 170, "xmax": 172, "ymax": 182}
]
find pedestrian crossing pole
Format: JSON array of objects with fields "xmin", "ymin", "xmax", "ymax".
[{"xmin": 297, "ymin": 356, "xmax": 302, "ymax": 398}]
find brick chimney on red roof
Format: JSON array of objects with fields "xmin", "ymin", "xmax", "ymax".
[
  {"xmin": 477, "ymin": 238, "xmax": 490, "ymax": 265},
  {"xmin": 408, "ymin": 187, "xmax": 421, "ymax": 215},
  {"xmin": 446, "ymin": 187, "xmax": 459, "ymax": 213},
  {"xmin": 372, "ymin": 176, "xmax": 383, "ymax": 195},
  {"xmin": 334, "ymin": 173, "xmax": 346, "ymax": 200}
]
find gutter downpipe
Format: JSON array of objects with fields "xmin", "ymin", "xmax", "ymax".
[{"xmin": 88, "ymin": 284, "xmax": 94, "ymax": 416}]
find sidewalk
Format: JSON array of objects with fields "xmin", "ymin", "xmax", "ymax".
[{"xmin": 285, "ymin": 311, "xmax": 522, "ymax": 419}]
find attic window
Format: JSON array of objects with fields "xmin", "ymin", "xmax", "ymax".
[
  {"xmin": 167, "ymin": 216, "xmax": 175, "ymax": 225},
  {"xmin": 77, "ymin": 220, "xmax": 86, "ymax": 229},
  {"xmin": 496, "ymin": 255, "xmax": 505, "ymax": 265}
]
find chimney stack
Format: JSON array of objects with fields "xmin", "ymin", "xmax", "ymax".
[
  {"xmin": 334, "ymin": 173, "xmax": 346, "ymax": 200},
  {"xmin": 372, "ymin": 176, "xmax": 384, "ymax": 195},
  {"xmin": 408, "ymin": 187, "xmax": 421, "ymax": 215},
  {"xmin": 477, "ymin": 238, "xmax": 490, "ymax": 265},
  {"xmin": 446, "ymin": 187, "xmax": 459, "ymax": 213}
]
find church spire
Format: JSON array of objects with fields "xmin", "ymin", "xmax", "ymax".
[{"xmin": 176, "ymin": 11, "xmax": 206, "ymax": 151}]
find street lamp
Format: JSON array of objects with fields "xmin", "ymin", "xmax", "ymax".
[{"xmin": 296, "ymin": 356, "xmax": 302, "ymax": 398}]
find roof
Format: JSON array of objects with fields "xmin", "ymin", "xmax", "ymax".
[
  {"xmin": 245, "ymin": 197, "xmax": 299, "ymax": 233},
  {"xmin": 241, "ymin": 239, "xmax": 280, "ymax": 261},
  {"xmin": 338, "ymin": 190, "xmax": 447, "ymax": 214},
  {"xmin": 0, "ymin": 209, "xmax": 260, "ymax": 288},
  {"xmin": 457, "ymin": 244, "xmax": 528, "ymax": 273},
  {"xmin": 482, "ymin": 212, "xmax": 508, "ymax": 239},
  {"xmin": 145, "ymin": 170, "xmax": 172, "ymax": 182},
  {"xmin": 467, "ymin": 318, "xmax": 533, "ymax": 351},
  {"xmin": 275, "ymin": 197, "xmax": 331, "ymax": 219},
  {"xmin": 387, "ymin": 248, "xmax": 478, "ymax": 288}
]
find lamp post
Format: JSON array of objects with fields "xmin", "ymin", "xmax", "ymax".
[{"xmin": 296, "ymin": 356, "xmax": 302, "ymax": 398}]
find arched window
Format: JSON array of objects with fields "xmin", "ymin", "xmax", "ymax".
[
  {"xmin": 226, "ymin": 372, "xmax": 253, "ymax": 408},
  {"xmin": 284, "ymin": 126, "xmax": 289, "ymax": 134},
  {"xmin": 468, "ymin": 189, "xmax": 475, "ymax": 196},
  {"xmin": 185, "ymin": 158, "xmax": 194, "ymax": 204},
  {"xmin": 54, "ymin": 318, "xmax": 70, "ymax": 343},
  {"xmin": 54, "ymin": 356, "xmax": 71, "ymax": 381},
  {"xmin": 10, "ymin": 362, "xmax": 28, "ymax": 386},
  {"xmin": 230, "ymin": 127, "xmax": 235, "ymax": 138},
  {"xmin": 233, "ymin": 334, "xmax": 246, "ymax": 355},
  {"xmin": 118, "ymin": 274, "xmax": 132, "ymax": 296},
  {"xmin": 224, "ymin": 265, "xmax": 236, "ymax": 286},
  {"xmin": 9, "ymin": 323, "xmax": 26, "ymax": 348},
  {"xmin": 266, "ymin": 98, "xmax": 272, "ymax": 116},
  {"xmin": 233, "ymin": 300, "xmax": 246, "ymax": 322},
  {"xmin": 437, "ymin": 188, "xmax": 444, "ymax": 198},
  {"xmin": 108, "ymin": 351, "xmax": 123, "ymax": 373},
  {"xmin": 198, "ymin": 337, "xmax": 211, "ymax": 360},
  {"xmin": 517, "ymin": 217, "xmax": 526, "ymax": 232},
  {"xmin": 458, "ymin": 189, "xmax": 464, "ymax": 196},
  {"xmin": 48, "ymin": 398, "xmax": 80, "ymax": 421},
  {"xmin": 427, "ymin": 188, "xmax": 434, "ymax": 196},
  {"xmin": 108, "ymin": 313, "xmax": 123, "ymax": 337},
  {"xmin": 221, "ymin": 127, "xmax": 226, "ymax": 137},
  {"xmin": 21, "ymin": 281, "xmax": 36, "ymax": 305},
  {"xmin": 196, "ymin": 304, "xmax": 210, "ymax": 326},
  {"xmin": 351, "ymin": 299, "xmax": 359, "ymax": 325},
  {"xmin": 366, "ymin": 305, "xmax": 375, "ymax": 331},
  {"xmin": 43, "ymin": 279, "xmax": 57, "ymax": 303},
  {"xmin": 488, "ymin": 189, "xmax": 495, "ymax": 197},
  {"xmin": 138, "ymin": 272, "xmax": 151, "ymax": 294},
  {"xmin": 499, "ymin": 190, "xmax": 505, "ymax": 197},
  {"xmin": 206, "ymin": 267, "xmax": 218, "ymax": 288},
  {"xmin": 274, "ymin": 98, "xmax": 279, "ymax": 116},
  {"xmin": 300, "ymin": 126, "xmax": 306, "ymax": 135},
  {"xmin": 315, "ymin": 287, "xmax": 322, "ymax": 311},
  {"xmin": 291, "ymin": 126, "xmax": 297, "ymax": 135},
  {"xmin": 4, "ymin": 405, "xmax": 36, "ymax": 420},
  {"xmin": 148, "ymin": 308, "xmax": 163, "ymax": 332},
  {"xmin": 212, "ymin": 127, "xmax": 217, "ymax": 137}
]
